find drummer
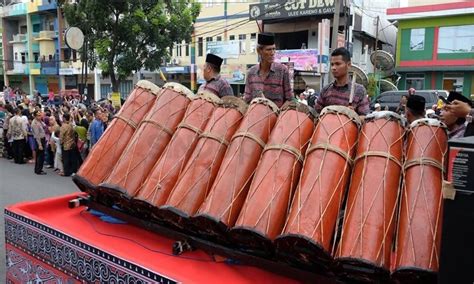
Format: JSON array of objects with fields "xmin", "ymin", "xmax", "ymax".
[
  {"xmin": 315, "ymin": 47, "xmax": 369, "ymax": 117},
  {"xmin": 198, "ymin": 53, "xmax": 234, "ymax": 97},
  {"xmin": 405, "ymin": 94, "xmax": 426, "ymax": 123},
  {"xmin": 243, "ymin": 33, "xmax": 293, "ymax": 108}
]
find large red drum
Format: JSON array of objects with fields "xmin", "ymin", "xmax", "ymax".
[
  {"xmin": 192, "ymin": 97, "xmax": 279, "ymax": 243},
  {"xmin": 393, "ymin": 118, "xmax": 447, "ymax": 283},
  {"xmin": 158, "ymin": 96, "xmax": 247, "ymax": 230},
  {"xmin": 230, "ymin": 102, "xmax": 316, "ymax": 256},
  {"xmin": 99, "ymin": 82, "xmax": 194, "ymax": 207},
  {"xmin": 130, "ymin": 91, "xmax": 220, "ymax": 219},
  {"xmin": 334, "ymin": 111, "xmax": 405, "ymax": 282},
  {"xmin": 274, "ymin": 106, "xmax": 361, "ymax": 270},
  {"xmin": 72, "ymin": 80, "xmax": 159, "ymax": 199}
]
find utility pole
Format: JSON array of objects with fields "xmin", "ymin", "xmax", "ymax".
[
  {"xmin": 373, "ymin": 15, "xmax": 379, "ymax": 73},
  {"xmin": 329, "ymin": 0, "xmax": 341, "ymax": 82}
]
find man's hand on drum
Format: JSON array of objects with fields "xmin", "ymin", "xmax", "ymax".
[{"xmin": 445, "ymin": 100, "xmax": 471, "ymax": 117}]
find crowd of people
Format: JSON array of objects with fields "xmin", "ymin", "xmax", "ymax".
[{"xmin": 0, "ymin": 91, "xmax": 116, "ymax": 176}]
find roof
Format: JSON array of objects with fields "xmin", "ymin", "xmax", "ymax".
[{"xmin": 387, "ymin": 1, "xmax": 474, "ymax": 20}]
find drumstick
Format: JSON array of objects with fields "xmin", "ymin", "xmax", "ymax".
[{"xmin": 349, "ymin": 73, "xmax": 356, "ymax": 106}]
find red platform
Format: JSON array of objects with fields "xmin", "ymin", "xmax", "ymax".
[{"xmin": 4, "ymin": 193, "xmax": 299, "ymax": 283}]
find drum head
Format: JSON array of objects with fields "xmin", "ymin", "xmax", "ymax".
[
  {"xmin": 409, "ymin": 118, "xmax": 447, "ymax": 130},
  {"xmin": 195, "ymin": 90, "xmax": 221, "ymax": 105},
  {"xmin": 220, "ymin": 96, "xmax": 248, "ymax": 114},
  {"xmin": 281, "ymin": 101, "xmax": 318, "ymax": 121},
  {"xmin": 365, "ymin": 110, "xmax": 406, "ymax": 127},
  {"xmin": 163, "ymin": 82, "xmax": 195, "ymax": 99},
  {"xmin": 320, "ymin": 105, "xmax": 362, "ymax": 128},
  {"xmin": 136, "ymin": 80, "xmax": 161, "ymax": 96},
  {"xmin": 250, "ymin": 97, "xmax": 280, "ymax": 114}
]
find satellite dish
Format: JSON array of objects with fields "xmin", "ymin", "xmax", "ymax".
[
  {"xmin": 379, "ymin": 79, "xmax": 398, "ymax": 92},
  {"xmin": 370, "ymin": 50, "xmax": 395, "ymax": 72},
  {"xmin": 349, "ymin": 64, "xmax": 369, "ymax": 87},
  {"xmin": 65, "ymin": 27, "xmax": 84, "ymax": 50}
]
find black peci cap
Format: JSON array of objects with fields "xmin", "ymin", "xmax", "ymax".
[
  {"xmin": 258, "ymin": 33, "xmax": 275, "ymax": 45},
  {"xmin": 206, "ymin": 53, "xmax": 223, "ymax": 68},
  {"xmin": 407, "ymin": 94, "xmax": 426, "ymax": 112},
  {"xmin": 447, "ymin": 91, "xmax": 471, "ymax": 105}
]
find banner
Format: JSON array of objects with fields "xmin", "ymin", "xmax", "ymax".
[
  {"xmin": 275, "ymin": 49, "xmax": 318, "ymax": 72},
  {"xmin": 206, "ymin": 41, "xmax": 240, "ymax": 59},
  {"xmin": 249, "ymin": 0, "xmax": 336, "ymax": 20},
  {"xmin": 111, "ymin": 92, "xmax": 121, "ymax": 108},
  {"xmin": 197, "ymin": 64, "xmax": 247, "ymax": 85}
]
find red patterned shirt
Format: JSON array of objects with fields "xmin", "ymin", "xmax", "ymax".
[
  {"xmin": 243, "ymin": 62, "xmax": 293, "ymax": 108},
  {"xmin": 198, "ymin": 75, "xmax": 234, "ymax": 98},
  {"xmin": 315, "ymin": 81, "xmax": 370, "ymax": 115}
]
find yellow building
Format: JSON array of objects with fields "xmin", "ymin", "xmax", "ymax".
[{"xmin": 170, "ymin": 0, "xmax": 259, "ymax": 95}]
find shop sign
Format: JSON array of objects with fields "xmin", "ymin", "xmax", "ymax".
[
  {"xmin": 249, "ymin": 0, "xmax": 335, "ymax": 20},
  {"xmin": 59, "ymin": 68, "xmax": 75, "ymax": 75},
  {"xmin": 111, "ymin": 92, "xmax": 121, "ymax": 108},
  {"xmin": 197, "ymin": 64, "xmax": 247, "ymax": 84},
  {"xmin": 206, "ymin": 41, "xmax": 240, "ymax": 59},
  {"xmin": 275, "ymin": 49, "xmax": 319, "ymax": 72}
]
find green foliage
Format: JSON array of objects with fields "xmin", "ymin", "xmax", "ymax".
[
  {"xmin": 367, "ymin": 74, "xmax": 378, "ymax": 98},
  {"xmin": 62, "ymin": 0, "xmax": 200, "ymax": 92}
]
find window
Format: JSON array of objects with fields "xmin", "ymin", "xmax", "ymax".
[
  {"xmin": 406, "ymin": 73, "xmax": 424, "ymax": 90},
  {"xmin": 198, "ymin": 37, "xmax": 203, "ymax": 57},
  {"xmin": 206, "ymin": 37, "xmax": 213, "ymax": 42},
  {"xmin": 72, "ymin": 50, "xmax": 77, "ymax": 62},
  {"xmin": 33, "ymin": 52, "xmax": 39, "ymax": 63},
  {"xmin": 250, "ymin": 33, "xmax": 257, "ymax": 53},
  {"xmin": 14, "ymin": 52, "xmax": 18, "ymax": 61},
  {"xmin": 438, "ymin": 25, "xmax": 474, "ymax": 53},
  {"xmin": 229, "ymin": 35, "xmax": 235, "ymax": 41},
  {"xmin": 185, "ymin": 44, "xmax": 189, "ymax": 56},
  {"xmin": 64, "ymin": 49, "xmax": 71, "ymax": 62},
  {"xmin": 410, "ymin": 28, "xmax": 425, "ymax": 51},
  {"xmin": 239, "ymin": 34, "xmax": 246, "ymax": 54},
  {"xmin": 216, "ymin": 36, "xmax": 222, "ymax": 42},
  {"xmin": 178, "ymin": 45, "xmax": 182, "ymax": 57},
  {"xmin": 21, "ymin": 52, "xmax": 26, "ymax": 64}
]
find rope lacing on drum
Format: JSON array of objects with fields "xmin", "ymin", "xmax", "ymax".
[
  {"xmin": 336, "ymin": 117, "xmax": 404, "ymax": 265},
  {"xmin": 397, "ymin": 123, "xmax": 447, "ymax": 270},
  {"xmin": 170, "ymin": 105, "xmax": 244, "ymax": 211},
  {"xmin": 239, "ymin": 108, "xmax": 314, "ymax": 235},
  {"xmin": 135, "ymin": 99, "xmax": 216, "ymax": 203},
  {"xmin": 201, "ymin": 104, "xmax": 277, "ymax": 223},
  {"xmin": 109, "ymin": 92, "xmax": 188, "ymax": 195},
  {"xmin": 279, "ymin": 110, "xmax": 359, "ymax": 253},
  {"xmin": 83, "ymin": 88, "xmax": 157, "ymax": 180}
]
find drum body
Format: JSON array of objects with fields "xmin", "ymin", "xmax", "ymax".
[
  {"xmin": 393, "ymin": 118, "xmax": 447, "ymax": 283},
  {"xmin": 274, "ymin": 106, "xmax": 360, "ymax": 270},
  {"xmin": 73, "ymin": 81, "xmax": 159, "ymax": 199},
  {"xmin": 192, "ymin": 98, "xmax": 279, "ymax": 243},
  {"xmin": 131, "ymin": 92, "xmax": 220, "ymax": 219},
  {"xmin": 335, "ymin": 111, "xmax": 405, "ymax": 281},
  {"xmin": 231, "ymin": 102, "xmax": 316, "ymax": 256},
  {"xmin": 99, "ymin": 83, "xmax": 194, "ymax": 207},
  {"xmin": 158, "ymin": 96, "xmax": 247, "ymax": 230}
]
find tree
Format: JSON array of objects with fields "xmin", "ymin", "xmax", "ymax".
[{"xmin": 61, "ymin": 0, "xmax": 200, "ymax": 93}]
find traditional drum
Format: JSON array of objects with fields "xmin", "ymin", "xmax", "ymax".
[
  {"xmin": 274, "ymin": 106, "xmax": 361, "ymax": 271},
  {"xmin": 334, "ymin": 111, "xmax": 405, "ymax": 282},
  {"xmin": 393, "ymin": 118, "xmax": 447, "ymax": 283},
  {"xmin": 230, "ymin": 102, "xmax": 316, "ymax": 256},
  {"xmin": 72, "ymin": 80, "xmax": 159, "ymax": 200},
  {"xmin": 99, "ymin": 82, "xmax": 194, "ymax": 207},
  {"xmin": 157, "ymin": 96, "xmax": 247, "ymax": 230},
  {"xmin": 130, "ymin": 91, "xmax": 220, "ymax": 219},
  {"xmin": 191, "ymin": 97, "xmax": 279, "ymax": 243}
]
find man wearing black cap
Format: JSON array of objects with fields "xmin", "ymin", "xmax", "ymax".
[
  {"xmin": 405, "ymin": 94, "xmax": 426, "ymax": 123},
  {"xmin": 243, "ymin": 33, "xmax": 292, "ymax": 107},
  {"xmin": 198, "ymin": 53, "xmax": 234, "ymax": 97},
  {"xmin": 442, "ymin": 91, "xmax": 473, "ymax": 138}
]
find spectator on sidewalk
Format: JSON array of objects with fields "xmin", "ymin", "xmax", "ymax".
[
  {"xmin": 9, "ymin": 108, "xmax": 27, "ymax": 164},
  {"xmin": 60, "ymin": 113, "xmax": 78, "ymax": 176},
  {"xmin": 90, "ymin": 109, "xmax": 105, "ymax": 148},
  {"xmin": 31, "ymin": 110, "xmax": 47, "ymax": 175}
]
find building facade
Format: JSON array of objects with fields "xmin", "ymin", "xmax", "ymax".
[
  {"xmin": 1, "ymin": 0, "xmax": 93, "ymax": 97},
  {"xmin": 388, "ymin": 1, "xmax": 474, "ymax": 98}
]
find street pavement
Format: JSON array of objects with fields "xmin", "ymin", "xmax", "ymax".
[{"xmin": 0, "ymin": 157, "xmax": 77, "ymax": 279}]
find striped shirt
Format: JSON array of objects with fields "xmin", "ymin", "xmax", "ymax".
[
  {"xmin": 198, "ymin": 75, "xmax": 234, "ymax": 98},
  {"xmin": 315, "ymin": 81, "xmax": 370, "ymax": 115},
  {"xmin": 243, "ymin": 62, "xmax": 293, "ymax": 108}
]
